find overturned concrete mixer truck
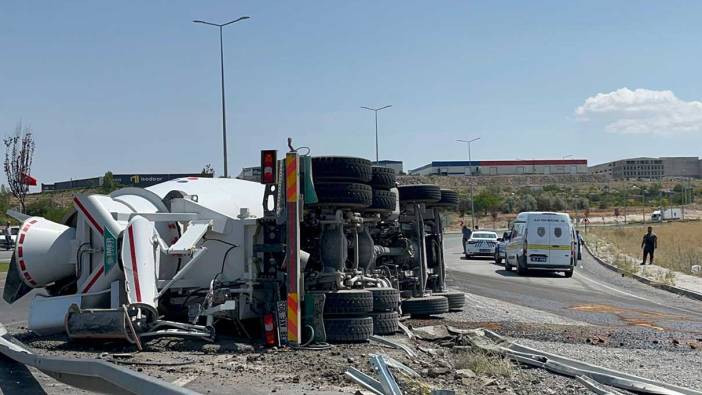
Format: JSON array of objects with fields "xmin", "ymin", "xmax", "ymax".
[{"xmin": 2, "ymin": 149, "xmax": 462, "ymax": 345}]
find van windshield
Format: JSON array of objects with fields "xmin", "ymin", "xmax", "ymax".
[{"xmin": 472, "ymin": 232, "xmax": 497, "ymax": 239}]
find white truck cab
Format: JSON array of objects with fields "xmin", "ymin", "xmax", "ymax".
[{"xmin": 504, "ymin": 212, "xmax": 576, "ymax": 277}]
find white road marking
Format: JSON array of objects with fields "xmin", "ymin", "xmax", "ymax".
[
  {"xmin": 575, "ymin": 271, "xmax": 702, "ymax": 317},
  {"xmin": 171, "ymin": 373, "xmax": 199, "ymax": 387},
  {"xmin": 574, "ymin": 271, "xmax": 653, "ymax": 303}
]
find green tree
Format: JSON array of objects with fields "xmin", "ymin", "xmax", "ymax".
[
  {"xmin": 474, "ymin": 191, "xmax": 502, "ymax": 216},
  {"xmin": 517, "ymin": 194, "xmax": 538, "ymax": 212},
  {"xmin": 101, "ymin": 171, "xmax": 117, "ymax": 194},
  {"xmin": 536, "ymin": 193, "xmax": 554, "ymax": 211},
  {"xmin": 552, "ymin": 196, "xmax": 566, "ymax": 211}
]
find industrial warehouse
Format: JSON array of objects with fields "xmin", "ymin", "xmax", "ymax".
[{"xmin": 409, "ymin": 159, "xmax": 589, "ymax": 176}]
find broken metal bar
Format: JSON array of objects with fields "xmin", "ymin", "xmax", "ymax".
[
  {"xmin": 477, "ymin": 328, "xmax": 700, "ymax": 395},
  {"xmin": 397, "ymin": 322, "xmax": 414, "ymax": 339},
  {"xmin": 370, "ymin": 354, "xmax": 420, "ymax": 378},
  {"xmin": 157, "ymin": 247, "xmax": 207, "ymax": 299},
  {"xmin": 344, "ymin": 367, "xmax": 384, "ymax": 395},
  {"xmin": 370, "ymin": 354, "xmax": 402, "ymax": 395},
  {"xmin": 0, "ymin": 324, "xmax": 198, "ymax": 395},
  {"xmin": 576, "ymin": 375, "xmax": 626, "ymax": 395},
  {"xmin": 370, "ymin": 335, "xmax": 418, "ymax": 358}
]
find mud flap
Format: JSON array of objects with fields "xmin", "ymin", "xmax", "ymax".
[{"xmin": 121, "ymin": 216, "xmax": 159, "ymax": 309}]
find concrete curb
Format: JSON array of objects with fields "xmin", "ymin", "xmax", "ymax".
[{"xmin": 583, "ymin": 242, "xmax": 702, "ymax": 302}]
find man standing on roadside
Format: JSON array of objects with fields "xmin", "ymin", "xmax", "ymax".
[
  {"xmin": 4, "ymin": 222, "xmax": 12, "ymax": 251},
  {"xmin": 462, "ymin": 225, "xmax": 472, "ymax": 254},
  {"xmin": 641, "ymin": 226, "xmax": 657, "ymax": 265}
]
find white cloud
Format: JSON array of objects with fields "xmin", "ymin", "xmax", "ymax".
[{"xmin": 575, "ymin": 88, "xmax": 702, "ymax": 135}]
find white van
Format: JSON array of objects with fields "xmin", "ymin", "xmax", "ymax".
[{"xmin": 503, "ymin": 212, "xmax": 576, "ymax": 277}]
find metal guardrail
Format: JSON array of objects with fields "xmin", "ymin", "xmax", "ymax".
[
  {"xmin": 472, "ymin": 327, "xmax": 702, "ymax": 395},
  {"xmin": 583, "ymin": 241, "xmax": 702, "ymax": 302},
  {"xmin": 0, "ymin": 323, "xmax": 199, "ymax": 395}
]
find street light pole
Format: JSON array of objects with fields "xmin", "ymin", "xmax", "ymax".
[
  {"xmin": 361, "ymin": 105, "xmax": 392, "ymax": 162},
  {"xmin": 193, "ymin": 16, "xmax": 250, "ymax": 178},
  {"xmin": 457, "ymin": 138, "xmax": 480, "ymax": 229}
]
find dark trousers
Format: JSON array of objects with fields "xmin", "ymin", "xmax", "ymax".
[{"xmin": 642, "ymin": 248, "xmax": 654, "ymax": 264}]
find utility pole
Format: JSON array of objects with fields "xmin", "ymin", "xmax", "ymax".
[
  {"xmin": 193, "ymin": 16, "xmax": 250, "ymax": 178},
  {"xmin": 361, "ymin": 105, "xmax": 392, "ymax": 163},
  {"xmin": 457, "ymin": 138, "xmax": 480, "ymax": 228}
]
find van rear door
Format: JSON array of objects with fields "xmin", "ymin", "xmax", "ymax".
[
  {"xmin": 526, "ymin": 219, "xmax": 550, "ymax": 265},
  {"xmin": 548, "ymin": 220, "xmax": 571, "ymax": 266}
]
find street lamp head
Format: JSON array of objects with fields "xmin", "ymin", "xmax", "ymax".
[
  {"xmin": 361, "ymin": 105, "xmax": 391, "ymax": 112},
  {"xmin": 223, "ymin": 16, "xmax": 251, "ymax": 26},
  {"xmin": 193, "ymin": 16, "xmax": 250, "ymax": 27}
]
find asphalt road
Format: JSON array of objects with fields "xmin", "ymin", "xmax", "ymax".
[{"xmin": 443, "ymin": 233, "xmax": 702, "ymax": 334}]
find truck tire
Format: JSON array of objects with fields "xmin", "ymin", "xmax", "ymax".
[
  {"xmin": 401, "ymin": 296, "xmax": 449, "ymax": 317},
  {"xmin": 433, "ymin": 292, "xmax": 465, "ymax": 311},
  {"xmin": 564, "ymin": 268, "xmax": 574, "ymax": 278},
  {"xmin": 369, "ymin": 166, "xmax": 396, "ymax": 190},
  {"xmin": 428, "ymin": 189, "xmax": 459, "ymax": 208},
  {"xmin": 324, "ymin": 316, "xmax": 373, "ymax": 343},
  {"xmin": 312, "ymin": 182, "xmax": 372, "ymax": 208},
  {"xmin": 398, "ymin": 184, "xmax": 441, "ymax": 204},
  {"xmin": 366, "ymin": 189, "xmax": 396, "ymax": 212},
  {"xmin": 312, "ymin": 156, "xmax": 372, "ymax": 183},
  {"xmin": 323, "ymin": 289, "xmax": 373, "ymax": 316},
  {"xmin": 370, "ymin": 312, "xmax": 399, "ymax": 335},
  {"xmin": 368, "ymin": 287, "xmax": 400, "ymax": 312}
]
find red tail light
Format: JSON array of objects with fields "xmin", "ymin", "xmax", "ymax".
[{"xmin": 260, "ymin": 150, "xmax": 278, "ymax": 185}]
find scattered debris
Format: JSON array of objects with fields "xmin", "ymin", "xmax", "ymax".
[
  {"xmin": 369, "ymin": 335, "xmax": 417, "ymax": 358},
  {"xmin": 345, "ymin": 367, "xmax": 384, "ymax": 395},
  {"xmin": 412, "ymin": 325, "xmax": 452, "ymax": 341},
  {"xmin": 370, "ymin": 354, "xmax": 402, "ymax": 395}
]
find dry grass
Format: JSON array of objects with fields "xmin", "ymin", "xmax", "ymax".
[
  {"xmin": 452, "ymin": 349, "xmax": 514, "ymax": 378},
  {"xmin": 0, "ymin": 262, "xmax": 8, "ymax": 272},
  {"xmin": 587, "ymin": 221, "xmax": 702, "ymax": 276}
]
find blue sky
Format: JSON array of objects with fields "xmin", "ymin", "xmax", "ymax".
[{"xmin": 2, "ymin": 1, "xmax": 702, "ymax": 184}]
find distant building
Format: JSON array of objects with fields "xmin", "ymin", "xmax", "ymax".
[
  {"xmin": 409, "ymin": 159, "xmax": 588, "ymax": 176},
  {"xmin": 589, "ymin": 157, "xmax": 701, "ymax": 179},
  {"xmin": 41, "ymin": 173, "xmax": 212, "ymax": 192},
  {"xmin": 373, "ymin": 160, "xmax": 403, "ymax": 174},
  {"xmin": 238, "ymin": 166, "xmax": 261, "ymax": 182}
]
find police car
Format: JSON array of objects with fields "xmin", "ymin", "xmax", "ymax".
[{"xmin": 464, "ymin": 231, "xmax": 498, "ymax": 258}]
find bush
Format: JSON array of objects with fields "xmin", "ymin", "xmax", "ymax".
[
  {"xmin": 25, "ymin": 197, "xmax": 72, "ymax": 223},
  {"xmin": 517, "ymin": 194, "xmax": 537, "ymax": 212}
]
